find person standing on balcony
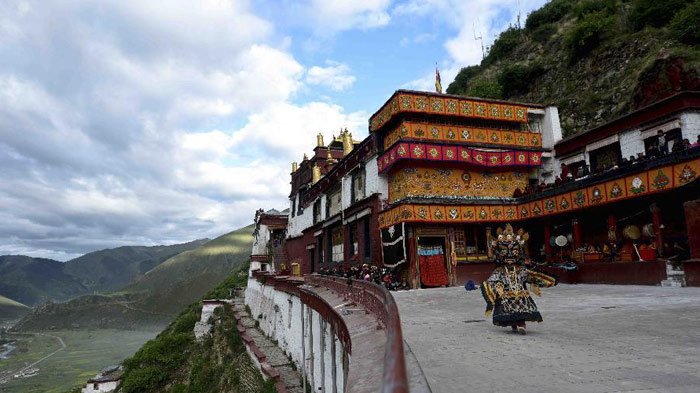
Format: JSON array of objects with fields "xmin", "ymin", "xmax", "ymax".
[{"xmin": 657, "ymin": 130, "xmax": 668, "ymax": 155}]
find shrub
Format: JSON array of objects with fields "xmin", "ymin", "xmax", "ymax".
[
  {"xmin": 531, "ymin": 23, "xmax": 557, "ymax": 43},
  {"xmin": 629, "ymin": 0, "xmax": 693, "ymax": 31},
  {"xmin": 498, "ymin": 63, "xmax": 545, "ymax": 98},
  {"xmin": 446, "ymin": 65, "xmax": 482, "ymax": 94},
  {"xmin": 669, "ymin": 1, "xmax": 700, "ymax": 45},
  {"xmin": 483, "ymin": 27, "xmax": 523, "ymax": 66},
  {"xmin": 525, "ymin": 0, "xmax": 573, "ymax": 31},
  {"xmin": 565, "ymin": 12, "xmax": 614, "ymax": 61},
  {"xmin": 574, "ymin": 0, "xmax": 617, "ymax": 18},
  {"xmin": 467, "ymin": 79, "xmax": 504, "ymax": 99}
]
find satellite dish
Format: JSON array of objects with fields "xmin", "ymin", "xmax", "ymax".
[
  {"xmin": 623, "ymin": 225, "xmax": 641, "ymax": 240},
  {"xmin": 555, "ymin": 235, "xmax": 568, "ymax": 247},
  {"xmin": 642, "ymin": 223, "xmax": 655, "ymax": 238}
]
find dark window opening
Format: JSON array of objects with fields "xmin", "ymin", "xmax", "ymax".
[{"xmin": 363, "ymin": 216, "xmax": 371, "ymax": 260}]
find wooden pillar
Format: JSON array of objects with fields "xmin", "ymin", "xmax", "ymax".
[
  {"xmin": 607, "ymin": 214, "xmax": 617, "ymax": 241},
  {"xmin": 544, "ymin": 224, "xmax": 552, "ymax": 256},
  {"xmin": 683, "ymin": 200, "xmax": 700, "ymax": 259},
  {"xmin": 572, "ymin": 219, "xmax": 582, "ymax": 248},
  {"xmin": 650, "ymin": 203, "xmax": 664, "ymax": 256}
]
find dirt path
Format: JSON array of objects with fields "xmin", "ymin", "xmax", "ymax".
[{"xmin": 0, "ymin": 333, "xmax": 66, "ymax": 385}]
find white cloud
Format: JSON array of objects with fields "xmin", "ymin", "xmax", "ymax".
[
  {"xmin": 396, "ymin": 0, "xmax": 547, "ymax": 89},
  {"xmin": 308, "ymin": 0, "xmax": 392, "ymax": 32},
  {"xmin": 306, "ymin": 61, "xmax": 356, "ymax": 91},
  {"xmin": 0, "ymin": 0, "xmax": 371, "ymax": 260}
]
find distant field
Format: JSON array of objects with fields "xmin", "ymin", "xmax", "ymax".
[{"xmin": 0, "ymin": 329, "xmax": 158, "ymax": 393}]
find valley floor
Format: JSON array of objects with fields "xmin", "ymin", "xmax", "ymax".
[
  {"xmin": 0, "ymin": 329, "xmax": 159, "ymax": 393},
  {"xmin": 393, "ymin": 284, "xmax": 700, "ymax": 393}
]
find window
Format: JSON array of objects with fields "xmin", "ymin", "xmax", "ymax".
[
  {"xmin": 297, "ymin": 189, "xmax": 305, "ymax": 215},
  {"xmin": 363, "ymin": 216, "xmax": 371, "ymax": 260},
  {"xmin": 326, "ymin": 187, "xmax": 341, "ymax": 217},
  {"xmin": 316, "ymin": 236, "xmax": 323, "ymax": 266},
  {"xmin": 330, "ymin": 226, "xmax": 344, "ymax": 264},
  {"xmin": 313, "ymin": 199, "xmax": 322, "ymax": 224},
  {"xmin": 589, "ymin": 142, "xmax": 621, "ymax": 172},
  {"xmin": 348, "ymin": 222, "xmax": 358, "ymax": 256},
  {"xmin": 456, "ymin": 226, "xmax": 488, "ymax": 262},
  {"xmin": 291, "ymin": 197, "xmax": 296, "ymax": 218},
  {"xmin": 351, "ymin": 169, "xmax": 366, "ymax": 203}
]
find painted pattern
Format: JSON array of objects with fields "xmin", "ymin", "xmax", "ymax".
[
  {"xmin": 382, "ymin": 121, "xmax": 542, "ymax": 150},
  {"xmin": 377, "ymin": 157, "xmax": 700, "ymax": 228},
  {"xmin": 370, "ymin": 93, "xmax": 530, "ymax": 132},
  {"xmin": 388, "ymin": 167, "xmax": 528, "ymax": 203},
  {"xmin": 377, "ymin": 142, "xmax": 543, "ymax": 173}
]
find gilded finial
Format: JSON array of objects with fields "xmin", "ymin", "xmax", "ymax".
[
  {"xmin": 292, "ymin": 161, "xmax": 298, "ymax": 173},
  {"xmin": 317, "ymin": 133, "xmax": 324, "ymax": 147},
  {"xmin": 312, "ymin": 163, "xmax": 321, "ymax": 183}
]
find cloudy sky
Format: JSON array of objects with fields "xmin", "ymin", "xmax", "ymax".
[{"xmin": 0, "ymin": 0, "xmax": 547, "ymax": 261}]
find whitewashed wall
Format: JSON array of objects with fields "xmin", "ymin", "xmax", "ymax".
[
  {"xmin": 252, "ymin": 223, "xmax": 270, "ymax": 256},
  {"xmin": 245, "ymin": 277, "xmax": 348, "ymax": 393},
  {"xmin": 81, "ymin": 380, "xmax": 119, "ymax": 393},
  {"xmin": 681, "ymin": 111, "xmax": 700, "ymax": 142}
]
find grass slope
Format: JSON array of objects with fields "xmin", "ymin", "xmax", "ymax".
[
  {"xmin": 0, "ymin": 294, "xmax": 30, "ymax": 322},
  {"xmin": 63, "ymin": 239, "xmax": 208, "ymax": 293},
  {"xmin": 0, "ymin": 256, "xmax": 88, "ymax": 306},
  {"xmin": 126, "ymin": 224, "xmax": 255, "ymax": 315},
  {"xmin": 115, "ymin": 261, "xmax": 272, "ymax": 393},
  {"xmin": 13, "ymin": 224, "xmax": 255, "ymax": 331},
  {"xmin": 446, "ymin": 0, "xmax": 699, "ymax": 137}
]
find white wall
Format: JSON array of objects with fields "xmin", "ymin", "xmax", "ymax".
[
  {"xmin": 541, "ymin": 107, "xmax": 563, "ymax": 149},
  {"xmin": 619, "ymin": 128, "xmax": 644, "ymax": 160},
  {"xmin": 244, "ymin": 278, "xmax": 348, "ymax": 393},
  {"xmin": 81, "ymin": 380, "xmax": 118, "ymax": 393},
  {"xmin": 287, "ymin": 196, "xmax": 314, "ymax": 238},
  {"xmin": 252, "ymin": 223, "xmax": 270, "ymax": 256},
  {"xmin": 680, "ymin": 111, "xmax": 700, "ymax": 142}
]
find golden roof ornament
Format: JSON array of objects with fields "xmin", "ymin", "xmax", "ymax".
[
  {"xmin": 317, "ymin": 133, "xmax": 324, "ymax": 147},
  {"xmin": 342, "ymin": 128, "xmax": 353, "ymax": 156},
  {"xmin": 292, "ymin": 161, "xmax": 298, "ymax": 173},
  {"xmin": 312, "ymin": 163, "xmax": 321, "ymax": 183}
]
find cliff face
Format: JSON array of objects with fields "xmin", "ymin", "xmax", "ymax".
[{"xmin": 447, "ymin": 0, "xmax": 700, "ymax": 137}]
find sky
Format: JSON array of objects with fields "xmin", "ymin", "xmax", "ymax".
[{"xmin": 0, "ymin": 0, "xmax": 548, "ymax": 261}]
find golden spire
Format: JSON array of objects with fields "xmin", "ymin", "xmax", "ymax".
[
  {"xmin": 312, "ymin": 163, "xmax": 321, "ymax": 183},
  {"xmin": 342, "ymin": 128, "xmax": 353, "ymax": 156},
  {"xmin": 292, "ymin": 161, "xmax": 298, "ymax": 172},
  {"xmin": 317, "ymin": 133, "xmax": 324, "ymax": 147}
]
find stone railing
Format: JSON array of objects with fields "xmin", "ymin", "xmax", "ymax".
[{"xmin": 305, "ymin": 275, "xmax": 410, "ymax": 393}]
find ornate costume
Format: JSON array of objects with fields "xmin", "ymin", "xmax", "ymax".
[{"xmin": 481, "ymin": 225, "xmax": 557, "ymax": 334}]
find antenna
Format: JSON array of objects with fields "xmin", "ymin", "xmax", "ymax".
[{"xmin": 473, "ymin": 20, "xmax": 485, "ymax": 60}]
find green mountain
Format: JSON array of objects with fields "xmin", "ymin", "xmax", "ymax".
[
  {"xmin": 0, "ymin": 294, "xmax": 30, "ymax": 322},
  {"xmin": 0, "ymin": 241, "xmax": 206, "ymax": 308},
  {"xmin": 14, "ymin": 225, "xmax": 255, "ymax": 330},
  {"xmin": 63, "ymin": 239, "xmax": 209, "ymax": 293},
  {"xmin": 0, "ymin": 255, "xmax": 88, "ymax": 306},
  {"xmin": 126, "ymin": 224, "xmax": 255, "ymax": 315},
  {"xmin": 447, "ymin": 0, "xmax": 699, "ymax": 136},
  {"xmin": 115, "ymin": 265, "xmax": 272, "ymax": 393}
]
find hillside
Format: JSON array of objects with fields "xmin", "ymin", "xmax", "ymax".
[
  {"xmin": 0, "ymin": 294, "xmax": 30, "ymax": 322},
  {"xmin": 0, "ymin": 256, "xmax": 88, "ymax": 306},
  {"xmin": 14, "ymin": 225, "xmax": 255, "ymax": 330},
  {"xmin": 447, "ymin": 0, "xmax": 700, "ymax": 136},
  {"xmin": 114, "ymin": 263, "xmax": 272, "ymax": 393},
  {"xmin": 63, "ymin": 239, "xmax": 208, "ymax": 293},
  {"xmin": 125, "ymin": 224, "xmax": 255, "ymax": 315}
]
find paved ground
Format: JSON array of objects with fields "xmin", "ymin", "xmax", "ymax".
[{"xmin": 393, "ymin": 284, "xmax": 700, "ymax": 393}]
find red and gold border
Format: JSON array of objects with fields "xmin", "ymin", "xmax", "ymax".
[
  {"xmin": 377, "ymin": 142, "xmax": 542, "ymax": 173},
  {"xmin": 370, "ymin": 93, "xmax": 530, "ymax": 132},
  {"xmin": 382, "ymin": 121, "xmax": 542, "ymax": 150},
  {"xmin": 378, "ymin": 157, "xmax": 700, "ymax": 228}
]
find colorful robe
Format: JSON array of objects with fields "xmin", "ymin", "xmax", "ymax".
[{"xmin": 481, "ymin": 265, "xmax": 557, "ymax": 326}]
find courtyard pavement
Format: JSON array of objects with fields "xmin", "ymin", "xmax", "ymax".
[{"xmin": 393, "ymin": 284, "xmax": 700, "ymax": 393}]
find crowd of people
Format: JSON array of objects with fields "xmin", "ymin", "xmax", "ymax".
[
  {"xmin": 513, "ymin": 132, "xmax": 700, "ymax": 197},
  {"xmin": 317, "ymin": 264, "xmax": 409, "ymax": 291}
]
